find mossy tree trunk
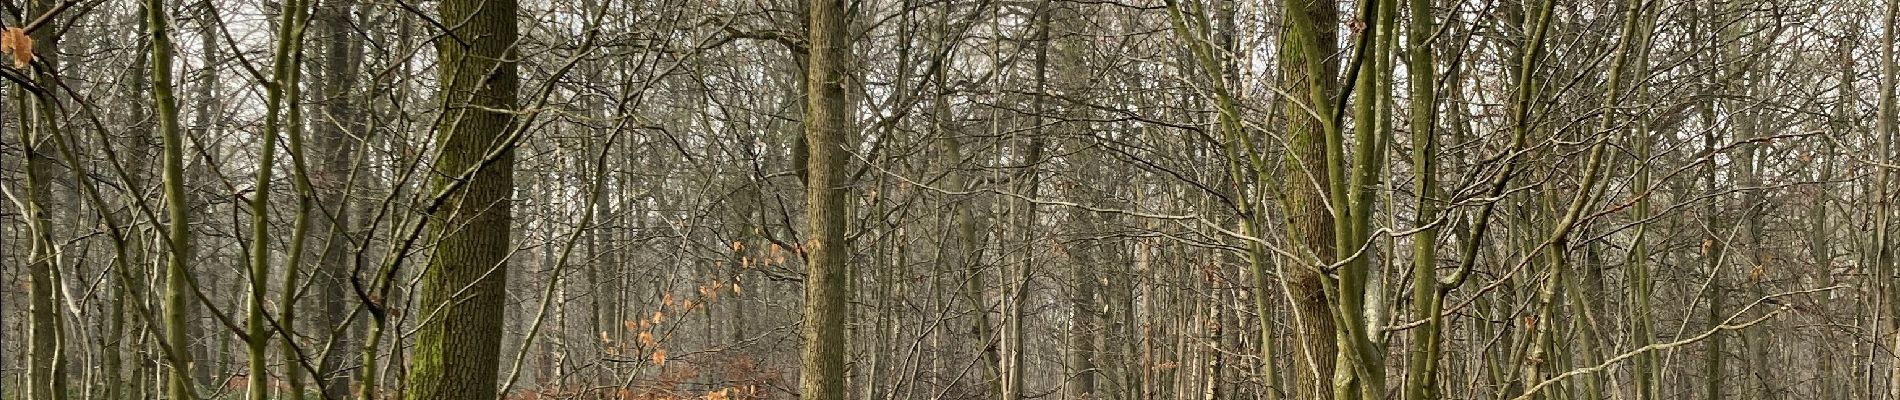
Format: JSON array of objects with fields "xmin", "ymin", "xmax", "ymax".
[{"xmin": 404, "ymin": 0, "xmax": 519, "ymax": 396}]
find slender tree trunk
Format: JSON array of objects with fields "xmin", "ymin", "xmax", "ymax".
[
  {"xmin": 1335, "ymin": 1, "xmax": 1396, "ymax": 397},
  {"xmin": 112, "ymin": 7, "xmax": 157, "ymax": 398},
  {"xmin": 1627, "ymin": 4, "xmax": 1660, "ymax": 398},
  {"xmin": 1817, "ymin": 29, "xmax": 1854, "ymax": 400},
  {"xmin": 246, "ymin": 0, "xmax": 313, "ymax": 397},
  {"xmin": 145, "ymin": 0, "xmax": 198, "ymax": 396},
  {"xmin": 1400, "ymin": 0, "xmax": 1444, "ymax": 396},
  {"xmin": 1702, "ymin": 109, "xmax": 1728, "ymax": 400},
  {"xmin": 311, "ymin": 0, "xmax": 366, "ymax": 396},
  {"xmin": 1876, "ymin": 1, "xmax": 1900, "ymax": 398},
  {"xmin": 18, "ymin": 1, "xmax": 71, "ymax": 397}
]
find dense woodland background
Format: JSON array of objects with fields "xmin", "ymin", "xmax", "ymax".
[{"xmin": 2, "ymin": 0, "xmax": 1895, "ymax": 399}]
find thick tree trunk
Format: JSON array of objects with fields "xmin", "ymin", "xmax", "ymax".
[
  {"xmin": 800, "ymin": 0, "xmax": 853, "ymax": 397},
  {"xmin": 1278, "ymin": 0, "xmax": 1340, "ymax": 398},
  {"xmin": 404, "ymin": 0, "xmax": 518, "ymax": 396}
]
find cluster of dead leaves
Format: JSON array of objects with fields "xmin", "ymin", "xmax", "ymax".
[
  {"xmin": 611, "ymin": 315, "xmax": 666, "ymax": 366},
  {"xmin": 1, "ymin": 27, "xmax": 33, "ymax": 69},
  {"xmin": 612, "ymin": 276, "xmax": 739, "ymax": 367},
  {"xmin": 736, "ymin": 240, "xmax": 793, "ymax": 269}
]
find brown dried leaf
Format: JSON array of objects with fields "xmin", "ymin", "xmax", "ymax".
[{"xmin": 1, "ymin": 27, "xmax": 33, "ymax": 69}]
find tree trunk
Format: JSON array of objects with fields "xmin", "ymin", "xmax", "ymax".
[
  {"xmin": 144, "ymin": 0, "xmax": 198, "ymax": 396},
  {"xmin": 1400, "ymin": 0, "xmax": 1443, "ymax": 396},
  {"xmin": 311, "ymin": 0, "xmax": 367, "ymax": 393},
  {"xmin": 1278, "ymin": 0, "xmax": 1340, "ymax": 398},
  {"xmin": 18, "ymin": 1, "xmax": 71, "ymax": 397},
  {"xmin": 800, "ymin": 0, "xmax": 853, "ymax": 397},
  {"xmin": 246, "ymin": 0, "xmax": 313, "ymax": 396},
  {"xmin": 404, "ymin": 0, "xmax": 519, "ymax": 396}
]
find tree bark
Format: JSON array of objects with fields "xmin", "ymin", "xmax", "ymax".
[
  {"xmin": 800, "ymin": 0, "xmax": 853, "ymax": 397},
  {"xmin": 18, "ymin": 1, "xmax": 70, "ymax": 397},
  {"xmin": 144, "ymin": 0, "xmax": 198, "ymax": 396},
  {"xmin": 1278, "ymin": 0, "xmax": 1340, "ymax": 398},
  {"xmin": 309, "ymin": 0, "xmax": 366, "ymax": 396},
  {"xmin": 404, "ymin": 0, "xmax": 519, "ymax": 396}
]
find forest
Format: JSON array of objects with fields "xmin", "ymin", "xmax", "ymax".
[{"xmin": 0, "ymin": 0, "xmax": 1891, "ymax": 399}]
